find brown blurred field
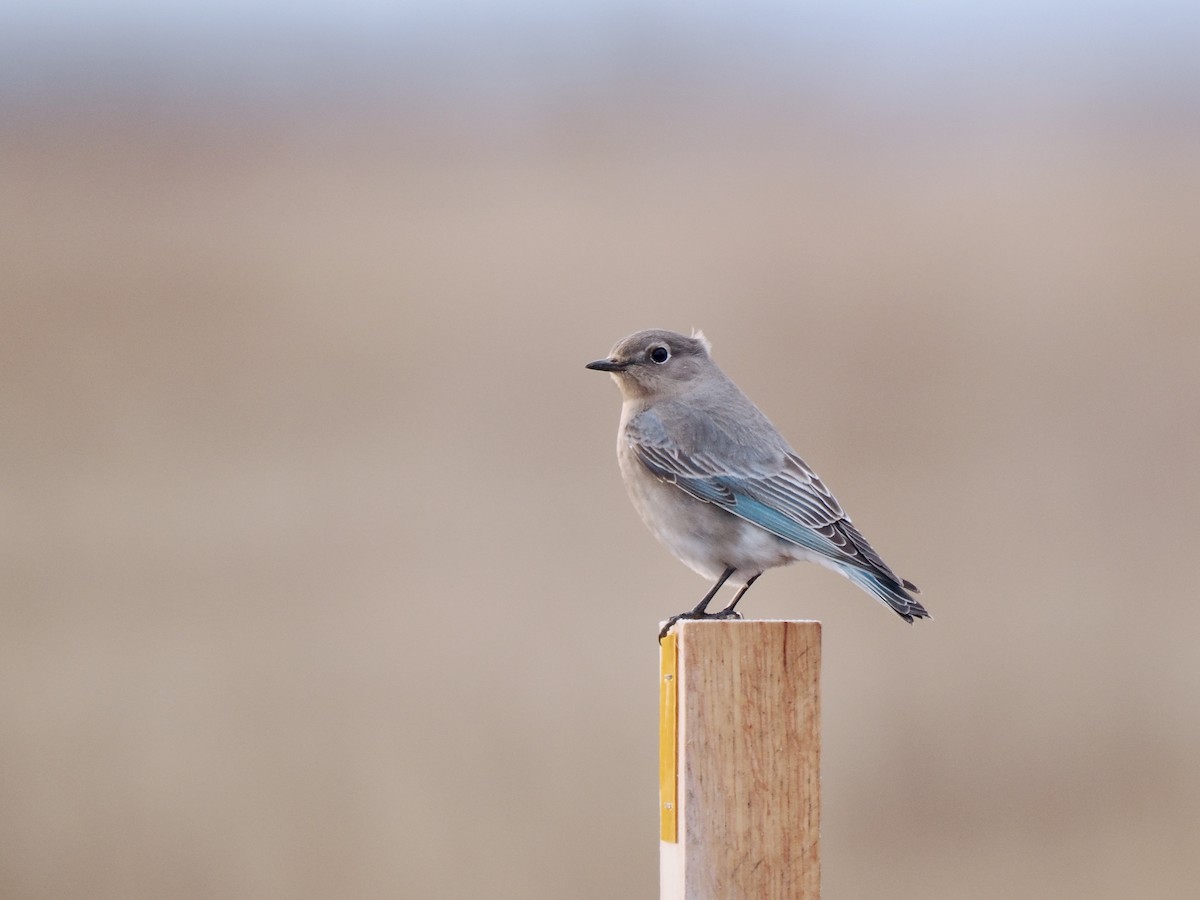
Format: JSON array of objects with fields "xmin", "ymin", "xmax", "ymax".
[{"xmin": 3, "ymin": 22, "xmax": 1200, "ymax": 899}]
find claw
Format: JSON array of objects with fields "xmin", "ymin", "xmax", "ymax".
[{"xmin": 658, "ymin": 607, "xmax": 743, "ymax": 641}]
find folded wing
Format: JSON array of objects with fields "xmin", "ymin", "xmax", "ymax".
[{"xmin": 627, "ymin": 409, "xmax": 921, "ymax": 601}]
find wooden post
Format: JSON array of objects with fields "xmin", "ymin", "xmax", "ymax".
[{"xmin": 660, "ymin": 620, "xmax": 821, "ymax": 899}]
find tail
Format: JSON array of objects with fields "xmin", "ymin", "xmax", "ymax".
[{"xmin": 843, "ymin": 568, "xmax": 931, "ymax": 624}]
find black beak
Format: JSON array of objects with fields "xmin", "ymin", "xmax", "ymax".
[{"xmin": 586, "ymin": 358, "xmax": 626, "ymax": 372}]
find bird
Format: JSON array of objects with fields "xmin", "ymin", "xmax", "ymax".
[{"xmin": 586, "ymin": 328, "xmax": 929, "ymax": 639}]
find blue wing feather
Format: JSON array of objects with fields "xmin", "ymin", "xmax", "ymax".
[{"xmin": 629, "ymin": 408, "xmax": 922, "ymax": 598}]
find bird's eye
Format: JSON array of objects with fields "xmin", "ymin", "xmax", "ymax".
[{"xmin": 649, "ymin": 345, "xmax": 670, "ymax": 364}]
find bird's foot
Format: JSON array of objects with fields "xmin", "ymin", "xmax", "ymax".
[{"xmin": 658, "ymin": 608, "xmax": 743, "ymax": 642}]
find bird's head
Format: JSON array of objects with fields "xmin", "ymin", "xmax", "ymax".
[{"xmin": 586, "ymin": 329, "xmax": 713, "ymax": 401}]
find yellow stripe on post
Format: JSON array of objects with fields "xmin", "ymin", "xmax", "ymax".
[{"xmin": 658, "ymin": 631, "xmax": 678, "ymax": 843}]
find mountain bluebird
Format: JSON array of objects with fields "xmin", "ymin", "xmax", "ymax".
[{"xmin": 586, "ymin": 329, "xmax": 929, "ymax": 638}]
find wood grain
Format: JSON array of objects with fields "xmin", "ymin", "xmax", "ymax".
[{"xmin": 661, "ymin": 620, "xmax": 821, "ymax": 899}]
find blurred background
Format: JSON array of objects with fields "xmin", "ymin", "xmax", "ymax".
[{"xmin": 3, "ymin": 1, "xmax": 1199, "ymax": 897}]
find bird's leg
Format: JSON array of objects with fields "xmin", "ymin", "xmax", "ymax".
[
  {"xmin": 658, "ymin": 566, "xmax": 736, "ymax": 641},
  {"xmin": 717, "ymin": 573, "xmax": 760, "ymax": 616},
  {"xmin": 690, "ymin": 566, "xmax": 736, "ymax": 616}
]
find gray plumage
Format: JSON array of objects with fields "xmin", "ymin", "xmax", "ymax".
[{"xmin": 586, "ymin": 328, "xmax": 929, "ymax": 636}]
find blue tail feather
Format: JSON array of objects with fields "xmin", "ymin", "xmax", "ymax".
[{"xmin": 843, "ymin": 568, "xmax": 931, "ymax": 623}]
